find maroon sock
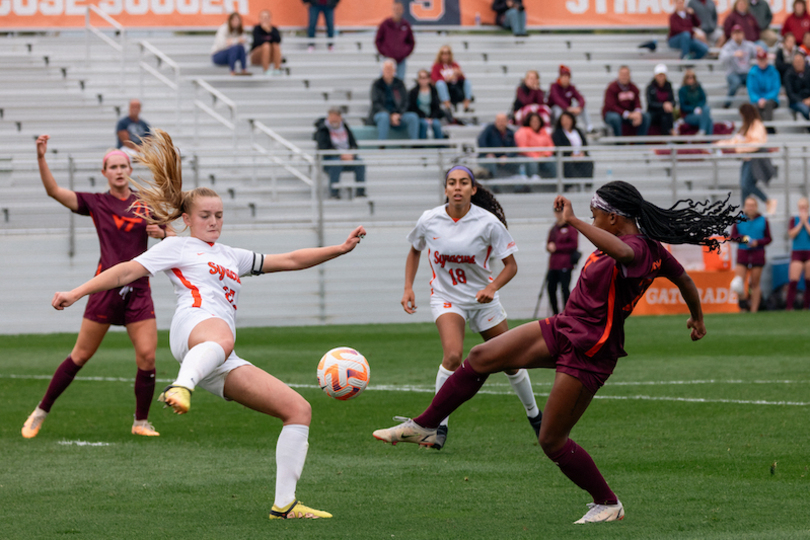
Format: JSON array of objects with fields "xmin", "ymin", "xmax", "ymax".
[
  {"xmin": 803, "ymin": 283, "xmax": 810, "ymax": 310},
  {"xmin": 134, "ymin": 368, "xmax": 156, "ymax": 421},
  {"xmin": 786, "ymin": 281, "xmax": 798, "ymax": 311},
  {"xmin": 547, "ymin": 438, "xmax": 618, "ymax": 505},
  {"xmin": 39, "ymin": 356, "xmax": 82, "ymax": 413},
  {"xmin": 414, "ymin": 359, "xmax": 489, "ymax": 429}
]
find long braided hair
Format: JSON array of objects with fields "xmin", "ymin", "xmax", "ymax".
[
  {"xmin": 445, "ymin": 166, "xmax": 508, "ymax": 228},
  {"xmin": 597, "ymin": 180, "xmax": 741, "ymax": 252}
]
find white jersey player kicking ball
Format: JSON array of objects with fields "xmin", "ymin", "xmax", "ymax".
[
  {"xmin": 51, "ymin": 129, "xmax": 365, "ymax": 521},
  {"xmin": 382, "ymin": 165, "xmax": 542, "ymax": 450}
]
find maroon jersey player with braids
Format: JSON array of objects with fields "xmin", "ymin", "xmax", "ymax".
[
  {"xmin": 374, "ymin": 180, "xmax": 741, "ymax": 524},
  {"xmin": 22, "ymin": 135, "xmax": 173, "ymax": 439}
]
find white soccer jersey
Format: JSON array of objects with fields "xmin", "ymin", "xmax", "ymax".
[
  {"xmin": 134, "ymin": 236, "xmax": 256, "ymax": 335},
  {"xmin": 407, "ymin": 204, "xmax": 517, "ymax": 308}
]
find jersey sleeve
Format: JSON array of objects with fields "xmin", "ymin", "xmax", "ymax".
[
  {"xmin": 489, "ymin": 221, "xmax": 518, "ymax": 260},
  {"xmin": 406, "ymin": 211, "xmax": 429, "ymax": 251},
  {"xmin": 620, "ymin": 235, "xmax": 655, "ymax": 279},
  {"xmin": 658, "ymin": 248, "xmax": 685, "ymax": 279},
  {"xmin": 232, "ymin": 247, "xmax": 258, "ymax": 277},
  {"xmin": 133, "ymin": 237, "xmax": 182, "ymax": 276},
  {"xmin": 73, "ymin": 192, "xmax": 93, "ymax": 216}
]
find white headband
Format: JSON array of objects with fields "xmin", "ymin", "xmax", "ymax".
[{"xmin": 591, "ymin": 194, "xmax": 633, "ymax": 218}]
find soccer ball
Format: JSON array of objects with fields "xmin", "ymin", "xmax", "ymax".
[{"xmin": 317, "ymin": 347, "xmax": 370, "ymax": 401}]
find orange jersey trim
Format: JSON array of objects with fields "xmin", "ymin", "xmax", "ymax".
[
  {"xmin": 585, "ymin": 266, "xmax": 618, "ymax": 357},
  {"xmin": 483, "ymin": 245, "xmax": 493, "ymax": 270},
  {"xmin": 171, "ymin": 268, "xmax": 202, "ymax": 308}
]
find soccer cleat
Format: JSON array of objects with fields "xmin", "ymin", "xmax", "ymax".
[
  {"xmin": 528, "ymin": 411, "xmax": 543, "ymax": 439},
  {"xmin": 372, "ymin": 416, "xmax": 438, "ymax": 447},
  {"xmin": 269, "ymin": 499, "xmax": 332, "ymax": 520},
  {"xmin": 131, "ymin": 419, "xmax": 160, "ymax": 437},
  {"xmin": 432, "ymin": 425, "xmax": 448, "ymax": 450},
  {"xmin": 157, "ymin": 385, "xmax": 192, "ymax": 415},
  {"xmin": 573, "ymin": 501, "xmax": 625, "ymax": 524},
  {"xmin": 21, "ymin": 408, "xmax": 48, "ymax": 439}
]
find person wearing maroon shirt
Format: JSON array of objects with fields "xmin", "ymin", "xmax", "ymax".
[
  {"xmin": 668, "ymin": 0, "xmax": 709, "ymax": 59},
  {"xmin": 22, "ymin": 136, "xmax": 173, "ymax": 440},
  {"xmin": 602, "ymin": 66, "xmax": 651, "ymax": 137},
  {"xmin": 719, "ymin": 0, "xmax": 762, "ymax": 47},
  {"xmin": 375, "ymin": 1, "xmax": 414, "ymax": 81},
  {"xmin": 546, "ymin": 207, "xmax": 579, "ymax": 315},
  {"xmin": 782, "ymin": 0, "xmax": 810, "ymax": 43},
  {"xmin": 373, "ymin": 180, "xmax": 741, "ymax": 525},
  {"xmin": 512, "ymin": 70, "xmax": 551, "ymax": 126},
  {"xmin": 548, "ymin": 65, "xmax": 593, "ymax": 132}
]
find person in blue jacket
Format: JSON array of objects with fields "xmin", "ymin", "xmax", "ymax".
[
  {"xmin": 477, "ymin": 113, "xmax": 519, "ymax": 179},
  {"xmin": 747, "ymin": 49, "xmax": 781, "ymax": 129},
  {"xmin": 679, "ymin": 69, "xmax": 714, "ymax": 135},
  {"xmin": 730, "ymin": 197, "xmax": 772, "ymax": 312}
]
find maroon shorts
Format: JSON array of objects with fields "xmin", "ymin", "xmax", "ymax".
[
  {"xmin": 538, "ymin": 317, "xmax": 612, "ymax": 395},
  {"xmin": 791, "ymin": 250, "xmax": 810, "ymax": 263},
  {"xmin": 736, "ymin": 249, "xmax": 765, "ymax": 268},
  {"xmin": 83, "ymin": 286, "xmax": 155, "ymax": 326}
]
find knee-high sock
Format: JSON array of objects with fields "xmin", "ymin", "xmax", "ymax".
[
  {"xmin": 274, "ymin": 424, "xmax": 310, "ymax": 509},
  {"xmin": 786, "ymin": 281, "xmax": 798, "ymax": 311},
  {"xmin": 40, "ymin": 356, "xmax": 82, "ymax": 413},
  {"xmin": 174, "ymin": 342, "xmax": 226, "ymax": 391},
  {"xmin": 804, "ymin": 284, "xmax": 810, "ymax": 310},
  {"xmin": 414, "ymin": 359, "xmax": 489, "ymax": 429},
  {"xmin": 134, "ymin": 368, "xmax": 156, "ymax": 421},
  {"xmin": 435, "ymin": 365, "xmax": 454, "ymax": 427},
  {"xmin": 547, "ymin": 438, "xmax": 618, "ymax": 505},
  {"xmin": 505, "ymin": 369, "xmax": 540, "ymax": 418}
]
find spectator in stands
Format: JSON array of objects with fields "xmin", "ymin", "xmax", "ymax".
[
  {"xmin": 776, "ymin": 33, "xmax": 800, "ymax": 81},
  {"xmin": 314, "ymin": 108, "xmax": 365, "ymax": 199},
  {"xmin": 250, "ymin": 10, "xmax": 283, "ymax": 76},
  {"xmin": 688, "ymin": 0, "xmax": 723, "ymax": 46},
  {"xmin": 602, "ymin": 65, "xmax": 650, "ymax": 137},
  {"xmin": 211, "ymin": 13, "xmax": 250, "ymax": 76},
  {"xmin": 514, "ymin": 112, "xmax": 556, "ymax": 178},
  {"xmin": 747, "ymin": 49, "xmax": 781, "ymax": 126},
  {"xmin": 781, "ymin": 0, "xmax": 810, "ymax": 44},
  {"xmin": 375, "ymin": 1, "xmax": 414, "ymax": 81},
  {"xmin": 800, "ymin": 31, "xmax": 810, "ymax": 55},
  {"xmin": 369, "ymin": 59, "xmax": 419, "ymax": 141},
  {"xmin": 548, "ymin": 65, "xmax": 594, "ymax": 133},
  {"xmin": 409, "ymin": 69, "xmax": 445, "ymax": 140},
  {"xmin": 785, "ymin": 52, "xmax": 810, "ymax": 120},
  {"xmin": 719, "ymin": 25, "xmax": 758, "ymax": 107},
  {"xmin": 116, "ymin": 99, "xmax": 151, "ymax": 151},
  {"xmin": 748, "ymin": 0, "xmax": 777, "ymax": 47},
  {"xmin": 785, "ymin": 197, "xmax": 810, "ymax": 310},
  {"xmin": 679, "ymin": 69, "xmax": 714, "ymax": 135},
  {"xmin": 431, "ymin": 45, "xmax": 473, "ymax": 114},
  {"xmin": 551, "ymin": 111, "xmax": 593, "ymax": 180},
  {"xmin": 730, "ymin": 197, "xmax": 771, "ymax": 312},
  {"xmin": 477, "ymin": 113, "xmax": 519, "ymax": 179},
  {"xmin": 304, "ymin": 0, "xmax": 339, "ymax": 52},
  {"xmin": 719, "ymin": 0, "xmax": 762, "ymax": 47},
  {"xmin": 646, "ymin": 64, "xmax": 676, "ymax": 136},
  {"xmin": 492, "ymin": 0, "xmax": 528, "ymax": 37},
  {"xmin": 668, "ymin": 0, "xmax": 709, "ymax": 59},
  {"xmin": 512, "ymin": 70, "xmax": 550, "ymax": 126}
]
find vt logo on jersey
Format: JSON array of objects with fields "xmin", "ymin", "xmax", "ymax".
[
  {"xmin": 433, "ymin": 251, "xmax": 476, "ymax": 268},
  {"xmin": 112, "ymin": 214, "xmax": 143, "ymax": 232},
  {"xmin": 208, "ymin": 262, "xmax": 242, "ymax": 284}
]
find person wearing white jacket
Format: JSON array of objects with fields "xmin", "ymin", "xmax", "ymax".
[{"xmin": 211, "ymin": 13, "xmax": 250, "ymax": 76}]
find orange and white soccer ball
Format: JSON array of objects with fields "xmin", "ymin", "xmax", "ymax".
[{"xmin": 317, "ymin": 347, "xmax": 370, "ymax": 400}]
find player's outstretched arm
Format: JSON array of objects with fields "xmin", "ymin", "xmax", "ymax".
[
  {"xmin": 401, "ymin": 246, "xmax": 422, "ymax": 314},
  {"xmin": 553, "ymin": 195, "xmax": 634, "ymax": 265},
  {"xmin": 668, "ymin": 271, "xmax": 706, "ymax": 341},
  {"xmin": 261, "ymin": 225, "xmax": 367, "ymax": 273},
  {"xmin": 36, "ymin": 135, "xmax": 78, "ymax": 212},
  {"xmin": 52, "ymin": 261, "xmax": 150, "ymax": 310}
]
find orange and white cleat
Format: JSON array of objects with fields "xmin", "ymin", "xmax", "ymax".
[
  {"xmin": 22, "ymin": 408, "xmax": 48, "ymax": 439},
  {"xmin": 574, "ymin": 501, "xmax": 625, "ymax": 524},
  {"xmin": 269, "ymin": 499, "xmax": 332, "ymax": 520},
  {"xmin": 131, "ymin": 419, "xmax": 160, "ymax": 437},
  {"xmin": 157, "ymin": 385, "xmax": 192, "ymax": 415}
]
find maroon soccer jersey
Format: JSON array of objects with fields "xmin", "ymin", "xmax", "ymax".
[
  {"xmin": 555, "ymin": 234, "xmax": 684, "ymax": 373},
  {"xmin": 547, "ymin": 223, "xmax": 579, "ymax": 270},
  {"xmin": 75, "ymin": 191, "xmax": 150, "ymax": 289}
]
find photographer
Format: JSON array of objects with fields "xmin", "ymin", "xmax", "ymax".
[{"xmin": 492, "ymin": 0, "xmax": 528, "ymax": 37}]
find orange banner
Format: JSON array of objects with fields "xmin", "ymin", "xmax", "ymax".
[
  {"xmin": 633, "ymin": 270, "xmax": 739, "ymax": 316},
  {"xmin": 0, "ymin": 0, "xmax": 796, "ymax": 30}
]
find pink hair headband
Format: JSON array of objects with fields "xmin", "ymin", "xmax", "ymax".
[{"xmin": 103, "ymin": 149, "xmax": 131, "ymax": 168}]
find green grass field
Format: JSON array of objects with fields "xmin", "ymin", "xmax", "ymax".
[{"xmin": 1, "ymin": 313, "xmax": 809, "ymax": 539}]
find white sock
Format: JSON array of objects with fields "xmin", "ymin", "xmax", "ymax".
[
  {"xmin": 435, "ymin": 365, "xmax": 454, "ymax": 427},
  {"xmin": 174, "ymin": 341, "xmax": 226, "ymax": 391},
  {"xmin": 274, "ymin": 424, "xmax": 310, "ymax": 509},
  {"xmin": 505, "ymin": 369, "xmax": 540, "ymax": 418}
]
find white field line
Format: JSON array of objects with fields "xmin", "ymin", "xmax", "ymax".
[
  {"xmin": 3, "ymin": 374, "xmax": 809, "ymax": 407},
  {"xmin": 58, "ymin": 440, "xmax": 112, "ymax": 447}
]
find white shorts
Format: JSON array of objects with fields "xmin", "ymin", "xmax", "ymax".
[
  {"xmin": 430, "ymin": 296, "xmax": 507, "ymax": 333},
  {"xmin": 169, "ymin": 308, "xmax": 252, "ymax": 400}
]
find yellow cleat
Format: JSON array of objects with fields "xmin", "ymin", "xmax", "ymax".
[
  {"xmin": 21, "ymin": 408, "xmax": 47, "ymax": 439},
  {"xmin": 269, "ymin": 500, "xmax": 332, "ymax": 520},
  {"xmin": 157, "ymin": 385, "xmax": 192, "ymax": 415},
  {"xmin": 131, "ymin": 420, "xmax": 160, "ymax": 436}
]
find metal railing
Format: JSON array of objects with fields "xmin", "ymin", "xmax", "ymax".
[
  {"xmin": 192, "ymin": 79, "xmax": 238, "ymax": 150},
  {"xmin": 138, "ymin": 41, "xmax": 181, "ymax": 130},
  {"xmin": 84, "ymin": 5, "xmax": 125, "ymax": 92}
]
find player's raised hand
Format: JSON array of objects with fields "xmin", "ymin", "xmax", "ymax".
[
  {"xmin": 401, "ymin": 288, "xmax": 417, "ymax": 314},
  {"xmin": 341, "ymin": 225, "xmax": 367, "ymax": 253},
  {"xmin": 52, "ymin": 291, "xmax": 77, "ymax": 310},
  {"xmin": 36, "ymin": 135, "xmax": 50, "ymax": 159},
  {"xmin": 687, "ymin": 317, "xmax": 706, "ymax": 341},
  {"xmin": 553, "ymin": 195, "xmax": 575, "ymax": 223}
]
